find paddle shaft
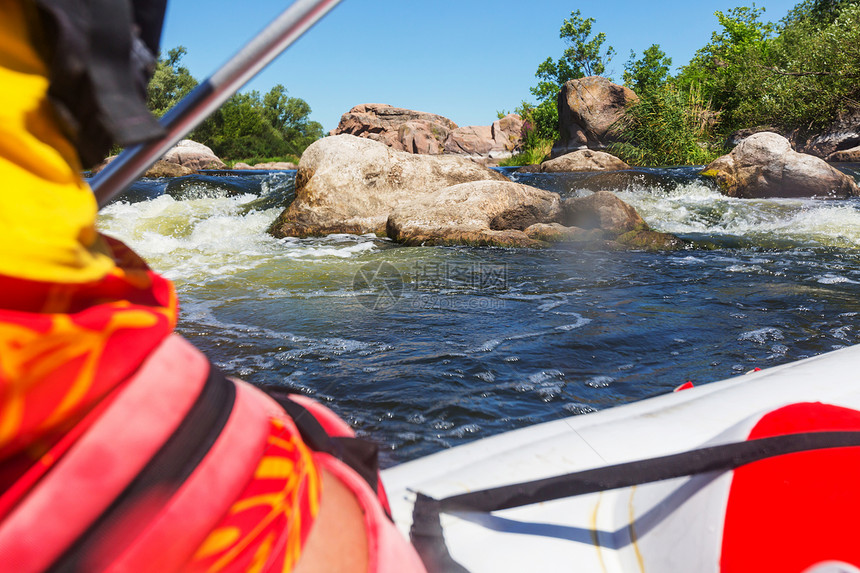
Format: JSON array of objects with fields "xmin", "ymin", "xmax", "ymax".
[{"xmin": 91, "ymin": 0, "xmax": 342, "ymax": 209}]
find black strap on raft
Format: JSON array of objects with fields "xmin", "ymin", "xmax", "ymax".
[
  {"xmin": 411, "ymin": 429, "xmax": 860, "ymax": 573},
  {"xmin": 48, "ymin": 362, "xmax": 236, "ymax": 573},
  {"xmin": 29, "ymin": 0, "xmax": 167, "ymax": 168},
  {"xmin": 260, "ymin": 385, "xmax": 385, "ymax": 500}
]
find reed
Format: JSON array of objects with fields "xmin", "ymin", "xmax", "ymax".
[{"xmin": 610, "ymin": 83, "xmax": 724, "ymax": 167}]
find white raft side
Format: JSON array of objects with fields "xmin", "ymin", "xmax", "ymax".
[{"xmin": 382, "ymin": 344, "xmax": 860, "ymax": 572}]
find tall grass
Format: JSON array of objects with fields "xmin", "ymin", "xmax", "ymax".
[
  {"xmin": 498, "ymin": 138, "xmax": 553, "ymax": 167},
  {"xmin": 498, "ymin": 112, "xmax": 554, "ymax": 167},
  {"xmin": 609, "ymin": 83, "xmax": 725, "ymax": 166}
]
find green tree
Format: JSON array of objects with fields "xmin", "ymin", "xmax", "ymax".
[
  {"xmin": 531, "ymin": 10, "xmax": 616, "ymax": 103},
  {"xmin": 521, "ymin": 10, "xmax": 615, "ymax": 149},
  {"xmin": 192, "ymin": 86, "xmax": 323, "ymax": 160},
  {"xmin": 262, "ymin": 85, "xmax": 324, "ymax": 155},
  {"xmin": 675, "ymin": 6, "xmax": 774, "ymax": 128},
  {"xmin": 145, "ymin": 47, "xmax": 324, "ymax": 161},
  {"xmin": 146, "ymin": 47, "xmax": 198, "ymax": 117},
  {"xmin": 729, "ymin": 1, "xmax": 860, "ymax": 133},
  {"xmin": 623, "ymin": 44, "xmax": 672, "ymax": 94},
  {"xmin": 783, "ymin": 0, "xmax": 856, "ymax": 27}
]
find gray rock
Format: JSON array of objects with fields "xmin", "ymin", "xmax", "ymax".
[
  {"xmin": 161, "ymin": 140, "xmax": 226, "ymax": 170},
  {"xmin": 268, "ymin": 134, "xmax": 508, "ymax": 238},
  {"xmin": 726, "ymin": 126, "xmax": 784, "ymax": 148},
  {"xmin": 145, "ymin": 160, "xmax": 197, "ymax": 178},
  {"xmin": 828, "ymin": 146, "xmax": 860, "ymax": 163},
  {"xmin": 702, "ymin": 132, "xmax": 859, "ymax": 198},
  {"xmin": 796, "ymin": 107, "xmax": 860, "ymax": 159},
  {"xmin": 90, "ymin": 156, "xmax": 196, "ymax": 177},
  {"xmin": 554, "ymin": 76, "xmax": 638, "ymax": 156},
  {"xmin": 527, "ymin": 150, "xmax": 630, "ymax": 173}
]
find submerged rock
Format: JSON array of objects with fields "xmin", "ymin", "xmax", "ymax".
[
  {"xmin": 162, "ymin": 140, "xmax": 226, "ymax": 170},
  {"xmin": 268, "ymin": 134, "xmax": 507, "ymax": 238},
  {"xmin": 386, "ymin": 181, "xmax": 561, "ymax": 247},
  {"xmin": 553, "ymin": 76, "xmax": 638, "ymax": 156},
  {"xmin": 560, "ymin": 191, "xmax": 682, "ymax": 250},
  {"xmin": 702, "ymin": 132, "xmax": 859, "ymax": 198},
  {"xmin": 615, "ymin": 228, "xmax": 685, "ymax": 250},
  {"xmin": 562, "ymin": 191, "xmax": 644, "ymax": 234},
  {"xmin": 523, "ymin": 223, "xmax": 601, "ymax": 243},
  {"xmin": 520, "ymin": 150, "xmax": 630, "ymax": 173}
]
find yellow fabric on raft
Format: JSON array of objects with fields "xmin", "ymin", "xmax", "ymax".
[{"xmin": 0, "ymin": 0, "xmax": 114, "ymax": 284}]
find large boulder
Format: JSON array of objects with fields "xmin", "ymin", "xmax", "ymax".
[
  {"xmin": 386, "ymin": 181, "xmax": 561, "ymax": 247},
  {"xmin": 702, "ymin": 132, "xmax": 859, "ymax": 198},
  {"xmin": 522, "ymin": 150, "xmax": 630, "ymax": 173},
  {"xmin": 268, "ymin": 134, "xmax": 508, "ymax": 238},
  {"xmin": 554, "ymin": 76, "xmax": 638, "ymax": 156},
  {"xmin": 161, "ymin": 140, "xmax": 226, "ymax": 170},
  {"xmin": 330, "ymin": 104, "xmax": 458, "ymax": 155}
]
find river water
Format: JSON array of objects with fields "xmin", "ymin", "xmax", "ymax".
[{"xmin": 96, "ymin": 164, "xmax": 860, "ymax": 467}]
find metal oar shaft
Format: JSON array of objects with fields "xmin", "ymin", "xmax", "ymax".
[{"xmin": 91, "ymin": 0, "xmax": 342, "ymax": 209}]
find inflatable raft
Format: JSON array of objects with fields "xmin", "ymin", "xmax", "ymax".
[{"xmin": 382, "ymin": 344, "xmax": 860, "ymax": 572}]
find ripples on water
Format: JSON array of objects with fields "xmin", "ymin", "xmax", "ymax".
[{"xmin": 96, "ymin": 165, "xmax": 860, "ymax": 466}]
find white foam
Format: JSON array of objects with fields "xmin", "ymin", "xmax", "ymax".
[
  {"xmin": 617, "ymin": 184, "xmax": 860, "ymax": 248},
  {"xmin": 585, "ymin": 375, "xmax": 615, "ymax": 388},
  {"xmin": 816, "ymin": 274, "xmax": 860, "ymax": 285},
  {"xmin": 528, "ymin": 370, "xmax": 565, "ymax": 384},
  {"xmin": 98, "ymin": 193, "xmax": 382, "ymax": 284},
  {"xmin": 555, "ymin": 315, "xmax": 592, "ymax": 331},
  {"xmin": 738, "ymin": 327, "xmax": 786, "ymax": 344}
]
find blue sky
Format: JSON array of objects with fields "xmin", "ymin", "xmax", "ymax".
[{"xmin": 160, "ymin": 0, "xmax": 801, "ymax": 133}]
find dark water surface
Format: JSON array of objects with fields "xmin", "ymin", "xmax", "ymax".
[{"xmin": 97, "ymin": 165, "xmax": 860, "ymax": 467}]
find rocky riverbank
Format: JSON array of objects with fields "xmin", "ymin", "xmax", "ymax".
[{"xmin": 329, "ymin": 103, "xmax": 524, "ymax": 164}]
